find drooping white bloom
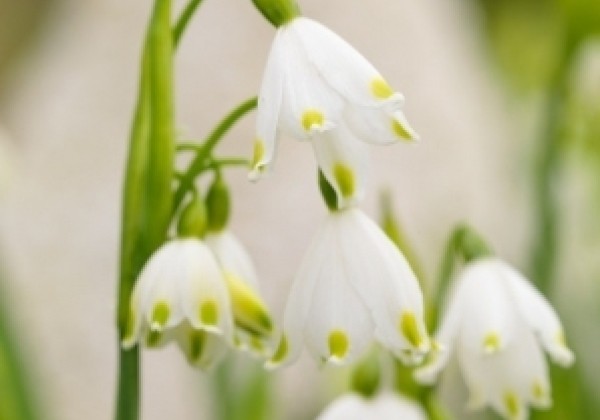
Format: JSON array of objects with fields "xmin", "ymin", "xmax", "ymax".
[
  {"xmin": 316, "ymin": 392, "xmax": 426, "ymax": 420},
  {"xmin": 250, "ymin": 16, "xmax": 418, "ymax": 206},
  {"xmin": 206, "ymin": 230, "xmax": 274, "ymax": 355},
  {"xmin": 268, "ymin": 208, "xmax": 429, "ymax": 368},
  {"xmin": 415, "ymin": 258, "xmax": 575, "ymax": 420},
  {"xmin": 122, "ymin": 238, "xmax": 234, "ymax": 369}
]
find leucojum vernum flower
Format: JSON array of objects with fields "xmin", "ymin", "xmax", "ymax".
[{"xmin": 114, "ymin": 0, "xmax": 578, "ymax": 419}]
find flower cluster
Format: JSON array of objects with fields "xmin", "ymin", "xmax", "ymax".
[
  {"xmin": 248, "ymin": 12, "xmax": 430, "ymax": 370},
  {"xmin": 122, "ymin": 192, "xmax": 273, "ymax": 369}
]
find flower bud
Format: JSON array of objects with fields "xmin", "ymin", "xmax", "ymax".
[
  {"xmin": 177, "ymin": 196, "xmax": 208, "ymax": 238},
  {"xmin": 251, "ymin": 0, "xmax": 300, "ymax": 27},
  {"xmin": 206, "ymin": 177, "xmax": 231, "ymax": 232}
]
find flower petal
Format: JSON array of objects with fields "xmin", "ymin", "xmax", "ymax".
[
  {"xmin": 337, "ymin": 209, "xmax": 429, "ymax": 358},
  {"xmin": 178, "ymin": 239, "xmax": 234, "ymax": 338},
  {"xmin": 291, "ymin": 17, "xmax": 404, "ymax": 108},
  {"xmin": 276, "ymin": 27, "xmax": 344, "ymax": 141},
  {"xmin": 303, "ymin": 232, "xmax": 374, "ymax": 365},
  {"xmin": 250, "ymin": 30, "xmax": 285, "ymax": 180},
  {"xmin": 345, "ymin": 106, "xmax": 419, "ymax": 145},
  {"xmin": 312, "ymin": 125, "xmax": 369, "ymax": 209},
  {"xmin": 138, "ymin": 241, "xmax": 186, "ymax": 332},
  {"xmin": 267, "ymin": 219, "xmax": 335, "ymax": 368},
  {"xmin": 176, "ymin": 325, "xmax": 228, "ymax": 371},
  {"xmin": 500, "ymin": 261, "xmax": 575, "ymax": 367},
  {"xmin": 206, "ymin": 231, "xmax": 260, "ymax": 291}
]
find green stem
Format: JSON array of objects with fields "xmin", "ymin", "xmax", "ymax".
[
  {"xmin": 173, "ymin": 0, "xmax": 204, "ymax": 47},
  {"xmin": 530, "ymin": 59, "xmax": 570, "ymax": 294},
  {"xmin": 115, "ymin": 46, "xmax": 150, "ymax": 420},
  {"xmin": 0, "ymin": 271, "xmax": 38, "ymax": 420},
  {"xmin": 210, "ymin": 157, "xmax": 250, "ymax": 168},
  {"xmin": 432, "ymin": 225, "xmax": 492, "ymax": 330},
  {"xmin": 171, "ymin": 97, "xmax": 257, "ymax": 215},
  {"xmin": 115, "ymin": 0, "xmax": 175, "ymax": 419}
]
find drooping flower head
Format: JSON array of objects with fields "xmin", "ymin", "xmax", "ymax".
[
  {"xmin": 122, "ymin": 237, "xmax": 234, "ymax": 369},
  {"xmin": 316, "ymin": 392, "xmax": 427, "ymax": 420},
  {"xmin": 415, "ymin": 258, "xmax": 575, "ymax": 420},
  {"xmin": 122, "ymin": 193, "xmax": 274, "ymax": 369},
  {"xmin": 268, "ymin": 207, "xmax": 429, "ymax": 368},
  {"xmin": 250, "ymin": 16, "xmax": 418, "ymax": 207}
]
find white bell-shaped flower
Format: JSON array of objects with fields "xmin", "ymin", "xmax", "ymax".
[
  {"xmin": 415, "ymin": 258, "xmax": 575, "ymax": 420},
  {"xmin": 206, "ymin": 230, "xmax": 274, "ymax": 355},
  {"xmin": 268, "ymin": 208, "xmax": 429, "ymax": 368},
  {"xmin": 122, "ymin": 238, "xmax": 234, "ymax": 369},
  {"xmin": 250, "ymin": 16, "xmax": 418, "ymax": 206},
  {"xmin": 316, "ymin": 392, "xmax": 427, "ymax": 420}
]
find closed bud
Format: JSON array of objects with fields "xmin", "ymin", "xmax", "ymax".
[
  {"xmin": 177, "ymin": 196, "xmax": 208, "ymax": 238},
  {"xmin": 251, "ymin": 0, "xmax": 300, "ymax": 27},
  {"xmin": 206, "ymin": 177, "xmax": 231, "ymax": 232}
]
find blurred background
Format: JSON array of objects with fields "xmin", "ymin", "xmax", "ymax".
[{"xmin": 0, "ymin": 0, "xmax": 598, "ymax": 419}]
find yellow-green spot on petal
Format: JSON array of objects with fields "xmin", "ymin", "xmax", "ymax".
[
  {"xmin": 483, "ymin": 332, "xmax": 501, "ymax": 353},
  {"xmin": 392, "ymin": 119, "xmax": 413, "ymax": 141},
  {"xmin": 225, "ymin": 273, "xmax": 272, "ymax": 336},
  {"xmin": 301, "ymin": 109, "xmax": 325, "ymax": 132},
  {"xmin": 151, "ymin": 301, "xmax": 170, "ymax": 330},
  {"xmin": 333, "ymin": 163, "xmax": 355, "ymax": 199},
  {"xmin": 532, "ymin": 380, "xmax": 545, "ymax": 400},
  {"xmin": 504, "ymin": 391, "xmax": 520, "ymax": 419},
  {"xmin": 370, "ymin": 76, "xmax": 394, "ymax": 99},
  {"xmin": 399, "ymin": 312, "xmax": 423, "ymax": 348},
  {"xmin": 189, "ymin": 330, "xmax": 206, "ymax": 362},
  {"xmin": 200, "ymin": 300, "xmax": 219, "ymax": 326},
  {"xmin": 252, "ymin": 139, "xmax": 265, "ymax": 169},
  {"xmin": 146, "ymin": 330, "xmax": 162, "ymax": 347},
  {"xmin": 328, "ymin": 330, "xmax": 349, "ymax": 360},
  {"xmin": 270, "ymin": 335, "xmax": 288, "ymax": 364}
]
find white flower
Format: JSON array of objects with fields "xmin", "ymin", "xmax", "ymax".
[
  {"xmin": 206, "ymin": 230, "xmax": 274, "ymax": 355},
  {"xmin": 268, "ymin": 208, "xmax": 429, "ymax": 368},
  {"xmin": 316, "ymin": 392, "xmax": 426, "ymax": 420},
  {"xmin": 122, "ymin": 238, "xmax": 234, "ymax": 369},
  {"xmin": 250, "ymin": 16, "xmax": 418, "ymax": 206},
  {"xmin": 415, "ymin": 258, "xmax": 575, "ymax": 420}
]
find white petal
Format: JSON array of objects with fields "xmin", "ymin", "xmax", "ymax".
[
  {"xmin": 312, "ymin": 125, "xmax": 369, "ymax": 208},
  {"xmin": 178, "ymin": 239, "xmax": 234, "ymax": 338},
  {"xmin": 500, "ymin": 262, "xmax": 575, "ymax": 367},
  {"xmin": 205, "ymin": 231, "xmax": 260, "ymax": 291},
  {"xmin": 336, "ymin": 209, "xmax": 429, "ymax": 357},
  {"xmin": 277, "ymin": 27, "xmax": 344, "ymax": 141},
  {"xmin": 303, "ymin": 232, "xmax": 374, "ymax": 365},
  {"xmin": 267, "ymin": 219, "xmax": 335, "ymax": 368},
  {"xmin": 138, "ymin": 241, "xmax": 186, "ymax": 332},
  {"xmin": 458, "ymin": 320, "xmax": 550, "ymax": 420},
  {"xmin": 345, "ymin": 106, "xmax": 419, "ymax": 145},
  {"xmin": 414, "ymin": 280, "xmax": 465, "ymax": 384},
  {"xmin": 317, "ymin": 392, "xmax": 426, "ymax": 420},
  {"xmin": 175, "ymin": 324, "xmax": 228, "ymax": 371},
  {"xmin": 456, "ymin": 260, "xmax": 519, "ymax": 356},
  {"xmin": 291, "ymin": 17, "xmax": 404, "ymax": 108},
  {"xmin": 250, "ymin": 29, "xmax": 285, "ymax": 180}
]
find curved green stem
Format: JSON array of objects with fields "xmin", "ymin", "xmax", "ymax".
[
  {"xmin": 530, "ymin": 58, "xmax": 570, "ymax": 294},
  {"xmin": 171, "ymin": 97, "xmax": 257, "ymax": 215},
  {"xmin": 173, "ymin": 0, "xmax": 205, "ymax": 47}
]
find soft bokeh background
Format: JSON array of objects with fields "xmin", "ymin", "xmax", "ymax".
[{"xmin": 0, "ymin": 0, "xmax": 598, "ymax": 419}]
